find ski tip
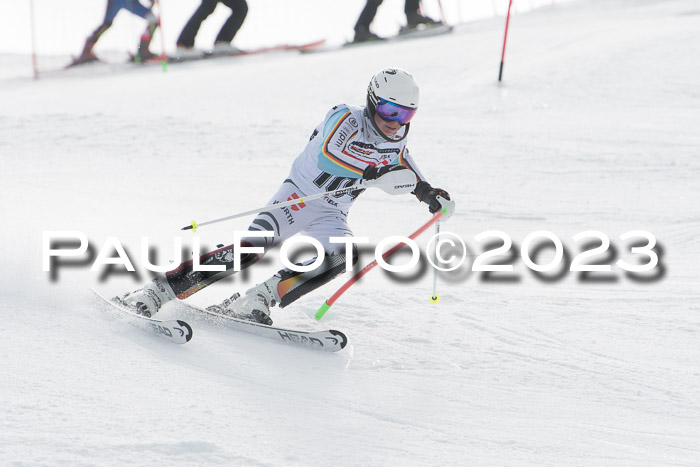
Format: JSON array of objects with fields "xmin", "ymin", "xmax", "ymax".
[
  {"xmin": 177, "ymin": 320, "xmax": 194, "ymax": 342},
  {"xmin": 329, "ymin": 330, "xmax": 348, "ymax": 350}
]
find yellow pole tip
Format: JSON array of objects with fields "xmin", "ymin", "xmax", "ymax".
[
  {"xmin": 190, "ymin": 220, "xmax": 198, "ymax": 233},
  {"xmin": 429, "ymin": 294, "xmax": 440, "ymax": 304}
]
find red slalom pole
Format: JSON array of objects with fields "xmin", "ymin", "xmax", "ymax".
[
  {"xmin": 498, "ymin": 0, "xmax": 514, "ymax": 82},
  {"xmin": 436, "ymin": 0, "xmax": 448, "ymax": 25},
  {"xmin": 153, "ymin": 0, "xmax": 169, "ymax": 71},
  {"xmin": 29, "ymin": 0, "xmax": 39, "ymax": 79},
  {"xmin": 314, "ymin": 211, "xmax": 443, "ymax": 320}
]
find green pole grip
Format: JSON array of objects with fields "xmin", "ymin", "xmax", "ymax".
[{"xmin": 315, "ymin": 301, "xmax": 332, "ymax": 320}]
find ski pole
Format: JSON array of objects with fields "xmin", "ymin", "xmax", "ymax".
[
  {"xmin": 429, "ymin": 220, "xmax": 441, "ymax": 303},
  {"xmin": 181, "ymin": 168, "xmax": 418, "ymax": 232},
  {"xmin": 498, "ymin": 0, "xmax": 514, "ymax": 82},
  {"xmin": 315, "ymin": 210, "xmax": 444, "ymax": 320},
  {"xmin": 182, "ymin": 182, "xmax": 371, "ymax": 232}
]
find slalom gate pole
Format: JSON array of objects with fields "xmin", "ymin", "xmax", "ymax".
[
  {"xmin": 436, "ymin": 0, "xmax": 448, "ymax": 24},
  {"xmin": 498, "ymin": 0, "xmax": 514, "ymax": 82},
  {"xmin": 29, "ymin": 0, "xmax": 39, "ymax": 79},
  {"xmin": 152, "ymin": 0, "xmax": 169, "ymax": 72},
  {"xmin": 429, "ymin": 221, "xmax": 441, "ymax": 304},
  {"xmin": 314, "ymin": 210, "xmax": 444, "ymax": 321}
]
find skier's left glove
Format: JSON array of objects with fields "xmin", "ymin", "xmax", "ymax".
[
  {"xmin": 414, "ymin": 181, "xmax": 455, "ymax": 219},
  {"xmin": 362, "ymin": 164, "xmax": 408, "ymax": 181}
]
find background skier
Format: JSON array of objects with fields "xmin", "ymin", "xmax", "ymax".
[
  {"xmin": 354, "ymin": 0, "xmax": 441, "ymax": 42},
  {"xmin": 72, "ymin": 0, "xmax": 159, "ymax": 65},
  {"xmin": 176, "ymin": 0, "xmax": 248, "ymax": 56}
]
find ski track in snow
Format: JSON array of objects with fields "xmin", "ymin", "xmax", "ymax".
[{"xmin": 2, "ymin": 0, "xmax": 700, "ymax": 465}]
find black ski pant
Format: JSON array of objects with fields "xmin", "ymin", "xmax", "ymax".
[
  {"xmin": 177, "ymin": 0, "xmax": 248, "ymax": 48},
  {"xmin": 355, "ymin": 0, "xmax": 421, "ymax": 31}
]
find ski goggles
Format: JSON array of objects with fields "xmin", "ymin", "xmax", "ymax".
[{"xmin": 375, "ymin": 99, "xmax": 417, "ymax": 125}]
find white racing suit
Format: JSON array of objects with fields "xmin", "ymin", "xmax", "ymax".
[{"xmin": 166, "ymin": 104, "xmax": 427, "ymax": 307}]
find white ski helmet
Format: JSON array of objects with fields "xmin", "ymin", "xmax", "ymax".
[{"xmin": 366, "ymin": 67, "xmax": 420, "ymax": 117}]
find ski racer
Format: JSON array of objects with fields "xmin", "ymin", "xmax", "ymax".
[
  {"xmin": 72, "ymin": 0, "xmax": 159, "ymax": 65},
  {"xmin": 176, "ymin": 0, "xmax": 248, "ymax": 56},
  {"xmin": 117, "ymin": 67, "xmax": 454, "ymax": 325},
  {"xmin": 354, "ymin": 0, "xmax": 441, "ymax": 43}
]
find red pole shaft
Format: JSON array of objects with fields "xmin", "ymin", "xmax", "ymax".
[
  {"xmin": 153, "ymin": 0, "xmax": 169, "ymax": 70},
  {"xmin": 29, "ymin": 0, "xmax": 39, "ymax": 79},
  {"xmin": 498, "ymin": 0, "xmax": 513, "ymax": 82},
  {"xmin": 436, "ymin": 0, "xmax": 448, "ymax": 25},
  {"xmin": 325, "ymin": 211, "xmax": 443, "ymax": 308}
]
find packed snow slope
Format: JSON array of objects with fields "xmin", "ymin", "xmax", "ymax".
[{"xmin": 2, "ymin": 0, "xmax": 699, "ymax": 465}]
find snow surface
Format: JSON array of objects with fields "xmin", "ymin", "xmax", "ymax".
[{"xmin": 2, "ymin": 0, "xmax": 700, "ymax": 465}]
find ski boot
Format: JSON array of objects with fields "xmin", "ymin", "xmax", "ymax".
[
  {"xmin": 207, "ymin": 276, "xmax": 280, "ymax": 326},
  {"xmin": 353, "ymin": 27, "xmax": 385, "ymax": 43},
  {"xmin": 406, "ymin": 13, "xmax": 441, "ymax": 28},
  {"xmin": 174, "ymin": 45, "xmax": 204, "ymax": 60},
  {"xmin": 400, "ymin": 13, "xmax": 442, "ymax": 35},
  {"xmin": 209, "ymin": 42, "xmax": 242, "ymax": 56},
  {"xmin": 68, "ymin": 51, "xmax": 99, "ymax": 68},
  {"xmin": 116, "ymin": 278, "xmax": 176, "ymax": 317},
  {"xmin": 132, "ymin": 48, "xmax": 158, "ymax": 63},
  {"xmin": 205, "ymin": 292, "xmax": 241, "ymax": 316}
]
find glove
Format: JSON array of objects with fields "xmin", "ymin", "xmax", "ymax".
[
  {"xmin": 362, "ymin": 164, "xmax": 408, "ymax": 181},
  {"xmin": 414, "ymin": 180, "xmax": 453, "ymax": 215}
]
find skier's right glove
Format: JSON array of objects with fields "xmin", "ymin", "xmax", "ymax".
[
  {"xmin": 413, "ymin": 181, "xmax": 455, "ymax": 219},
  {"xmin": 362, "ymin": 164, "xmax": 408, "ymax": 181}
]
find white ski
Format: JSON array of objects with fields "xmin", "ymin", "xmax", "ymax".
[
  {"xmin": 93, "ymin": 290, "xmax": 193, "ymax": 345},
  {"xmin": 302, "ymin": 25, "xmax": 454, "ymax": 55},
  {"xmin": 181, "ymin": 303, "xmax": 347, "ymax": 352}
]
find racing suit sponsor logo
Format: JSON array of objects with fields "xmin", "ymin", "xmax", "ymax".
[
  {"xmin": 334, "ymin": 129, "xmax": 349, "ymax": 148},
  {"xmin": 347, "ymin": 143, "xmax": 373, "ymax": 156},
  {"xmin": 347, "ymin": 141, "xmax": 400, "ymax": 161},
  {"xmin": 288, "ymin": 192, "xmax": 307, "ymax": 212},
  {"xmin": 323, "ymin": 196, "xmax": 338, "ymax": 207},
  {"xmin": 273, "ymin": 201, "xmax": 296, "ymax": 225},
  {"xmin": 282, "ymin": 206, "xmax": 294, "ymax": 225}
]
